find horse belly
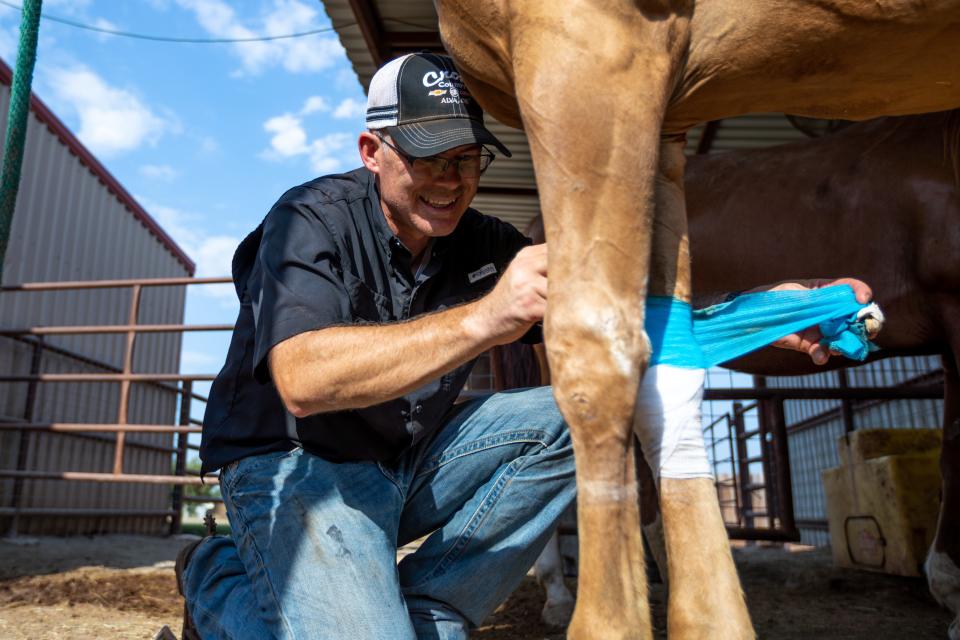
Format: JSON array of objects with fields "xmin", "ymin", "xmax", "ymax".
[{"xmin": 667, "ymin": 0, "xmax": 960, "ymax": 130}]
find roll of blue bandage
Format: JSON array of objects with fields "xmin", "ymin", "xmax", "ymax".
[{"xmin": 644, "ymin": 285, "xmax": 879, "ymax": 368}]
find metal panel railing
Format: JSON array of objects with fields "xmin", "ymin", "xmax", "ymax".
[
  {"xmin": 1, "ymin": 277, "xmax": 947, "ymax": 541},
  {"xmin": 703, "ymin": 373, "xmax": 943, "ymax": 542},
  {"xmin": 0, "ymin": 276, "xmax": 232, "ymax": 535}
]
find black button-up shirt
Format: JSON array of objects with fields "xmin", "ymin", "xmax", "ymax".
[{"xmin": 199, "ymin": 168, "xmax": 531, "ymax": 474}]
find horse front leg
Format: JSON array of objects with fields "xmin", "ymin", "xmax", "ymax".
[
  {"xmin": 545, "ymin": 216, "xmax": 653, "ymax": 640},
  {"xmin": 507, "ymin": 6, "xmax": 693, "ymax": 638},
  {"xmin": 635, "ymin": 138, "xmax": 754, "ymax": 639}
]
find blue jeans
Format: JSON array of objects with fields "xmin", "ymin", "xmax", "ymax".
[{"xmin": 183, "ymin": 386, "xmax": 575, "ymax": 639}]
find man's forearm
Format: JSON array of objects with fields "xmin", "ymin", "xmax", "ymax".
[{"xmin": 270, "ymin": 300, "xmax": 499, "ymax": 417}]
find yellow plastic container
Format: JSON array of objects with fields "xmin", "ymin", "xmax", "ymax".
[{"xmin": 821, "ymin": 428, "xmax": 941, "ymax": 577}]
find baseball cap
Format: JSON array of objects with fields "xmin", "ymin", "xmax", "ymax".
[{"xmin": 365, "ymin": 52, "xmax": 511, "ymax": 158}]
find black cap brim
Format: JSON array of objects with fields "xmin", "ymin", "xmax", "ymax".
[{"xmin": 386, "ymin": 118, "xmax": 511, "ymax": 158}]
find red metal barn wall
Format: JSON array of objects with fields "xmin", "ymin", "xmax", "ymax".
[{"xmin": 0, "ymin": 59, "xmax": 193, "ymax": 535}]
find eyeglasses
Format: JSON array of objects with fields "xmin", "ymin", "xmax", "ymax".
[{"xmin": 375, "ymin": 132, "xmax": 494, "ymax": 179}]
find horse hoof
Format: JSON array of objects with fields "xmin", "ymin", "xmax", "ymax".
[
  {"xmin": 541, "ymin": 598, "xmax": 575, "ymax": 628},
  {"xmin": 926, "ymin": 548, "xmax": 960, "ymax": 640}
]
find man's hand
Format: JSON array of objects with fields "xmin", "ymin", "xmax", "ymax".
[
  {"xmin": 472, "ymin": 243, "xmax": 548, "ymax": 345},
  {"xmin": 760, "ymin": 277, "xmax": 873, "ymax": 365}
]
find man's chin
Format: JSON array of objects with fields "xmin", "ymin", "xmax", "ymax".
[{"xmin": 412, "ymin": 210, "xmax": 465, "ymax": 237}]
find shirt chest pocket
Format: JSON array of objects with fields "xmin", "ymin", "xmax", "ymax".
[
  {"xmin": 343, "ymin": 273, "xmax": 391, "ymax": 322},
  {"xmin": 435, "ymin": 274, "xmax": 497, "ymax": 310}
]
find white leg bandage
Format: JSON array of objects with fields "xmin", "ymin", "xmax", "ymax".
[{"xmin": 633, "ymin": 364, "xmax": 712, "ymax": 480}]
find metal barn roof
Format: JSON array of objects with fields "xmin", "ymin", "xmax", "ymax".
[{"xmin": 321, "ymin": 0, "xmax": 812, "ymax": 232}]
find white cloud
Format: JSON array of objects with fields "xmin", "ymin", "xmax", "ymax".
[
  {"xmin": 308, "ymin": 133, "xmax": 353, "ymax": 174},
  {"xmin": 93, "ymin": 17, "xmax": 117, "ymax": 30},
  {"xmin": 261, "ymin": 111, "xmax": 354, "ymax": 174},
  {"xmin": 140, "ymin": 164, "xmax": 179, "ymax": 181},
  {"xmin": 92, "ymin": 18, "xmax": 119, "ymax": 42},
  {"xmin": 140, "ymin": 197, "xmax": 239, "ymax": 305},
  {"xmin": 192, "ymin": 235, "xmax": 243, "ymax": 283},
  {"xmin": 264, "ymin": 114, "xmax": 309, "ymax": 157},
  {"xmin": 300, "ymin": 95, "xmax": 330, "ymax": 115},
  {"xmin": 332, "ymin": 98, "xmax": 364, "ymax": 120},
  {"xmin": 176, "ymin": 0, "xmax": 347, "ymax": 76},
  {"xmin": 45, "ymin": 65, "xmax": 175, "ymax": 157}
]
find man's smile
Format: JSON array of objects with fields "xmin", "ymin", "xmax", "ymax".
[{"xmin": 418, "ymin": 193, "xmax": 461, "ymax": 212}]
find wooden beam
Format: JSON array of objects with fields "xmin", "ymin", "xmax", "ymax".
[
  {"xmin": 385, "ymin": 30, "xmax": 445, "ymax": 54},
  {"xmin": 347, "ymin": 0, "xmax": 390, "ymax": 66}
]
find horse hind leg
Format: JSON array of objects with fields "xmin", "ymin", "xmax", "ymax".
[
  {"xmin": 635, "ymin": 137, "xmax": 754, "ymax": 639},
  {"xmin": 927, "ymin": 322, "xmax": 960, "ymax": 640},
  {"xmin": 534, "ymin": 531, "xmax": 576, "ymax": 628},
  {"xmin": 638, "ymin": 447, "xmax": 669, "ymax": 586},
  {"xmin": 927, "ymin": 547, "xmax": 960, "ymax": 640}
]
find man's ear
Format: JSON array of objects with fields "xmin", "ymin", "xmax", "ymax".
[{"xmin": 358, "ymin": 131, "xmax": 381, "ymax": 174}]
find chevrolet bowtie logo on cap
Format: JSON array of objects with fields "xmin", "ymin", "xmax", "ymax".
[{"xmin": 365, "ymin": 52, "xmax": 511, "ymax": 159}]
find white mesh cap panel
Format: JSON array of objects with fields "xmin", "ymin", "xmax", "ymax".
[{"xmin": 365, "ymin": 54, "xmax": 411, "ymax": 129}]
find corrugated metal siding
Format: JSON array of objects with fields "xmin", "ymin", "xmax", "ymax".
[
  {"xmin": 0, "ymin": 81, "xmax": 189, "ymax": 536},
  {"xmin": 471, "ymin": 192, "xmax": 540, "ymax": 233},
  {"xmin": 765, "ymin": 355, "xmax": 943, "ymax": 545},
  {"xmin": 699, "ymin": 115, "xmax": 810, "ymax": 152}
]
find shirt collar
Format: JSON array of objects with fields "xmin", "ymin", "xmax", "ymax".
[{"xmin": 364, "ymin": 169, "xmax": 399, "ymax": 259}]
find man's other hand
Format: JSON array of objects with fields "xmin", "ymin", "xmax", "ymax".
[
  {"xmin": 761, "ymin": 277, "xmax": 873, "ymax": 365},
  {"xmin": 475, "ymin": 244, "xmax": 548, "ymax": 345}
]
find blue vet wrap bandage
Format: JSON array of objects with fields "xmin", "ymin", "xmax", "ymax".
[
  {"xmin": 645, "ymin": 285, "xmax": 879, "ymax": 369},
  {"xmin": 645, "ymin": 297, "xmax": 706, "ymax": 368}
]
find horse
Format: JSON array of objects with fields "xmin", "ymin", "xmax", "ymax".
[
  {"xmin": 687, "ymin": 110, "xmax": 960, "ymax": 639},
  {"xmin": 501, "ymin": 110, "xmax": 960, "ymax": 635},
  {"xmin": 435, "ymin": 2, "xmax": 960, "ymax": 636}
]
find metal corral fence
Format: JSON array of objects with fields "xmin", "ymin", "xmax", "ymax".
[
  {"xmin": 0, "ymin": 280, "xmax": 522, "ymax": 537},
  {"xmin": 0, "ymin": 281, "xmax": 945, "ymax": 542},
  {"xmin": 768, "ymin": 356, "xmax": 944, "ymax": 545},
  {"xmin": 0, "ymin": 276, "xmax": 231, "ymax": 536},
  {"xmin": 702, "ymin": 359, "xmax": 943, "ymax": 543},
  {"xmin": 473, "ymin": 344, "xmax": 944, "ymax": 545}
]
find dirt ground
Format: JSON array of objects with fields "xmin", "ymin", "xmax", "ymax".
[{"xmin": 0, "ymin": 535, "xmax": 951, "ymax": 639}]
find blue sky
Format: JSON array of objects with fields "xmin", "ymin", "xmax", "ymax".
[{"xmin": 0, "ymin": 0, "xmax": 369, "ymax": 422}]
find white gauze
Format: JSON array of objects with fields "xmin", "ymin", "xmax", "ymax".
[{"xmin": 633, "ymin": 364, "xmax": 712, "ymax": 479}]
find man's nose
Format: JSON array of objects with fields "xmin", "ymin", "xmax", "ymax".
[{"xmin": 433, "ymin": 161, "xmax": 463, "ymax": 184}]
